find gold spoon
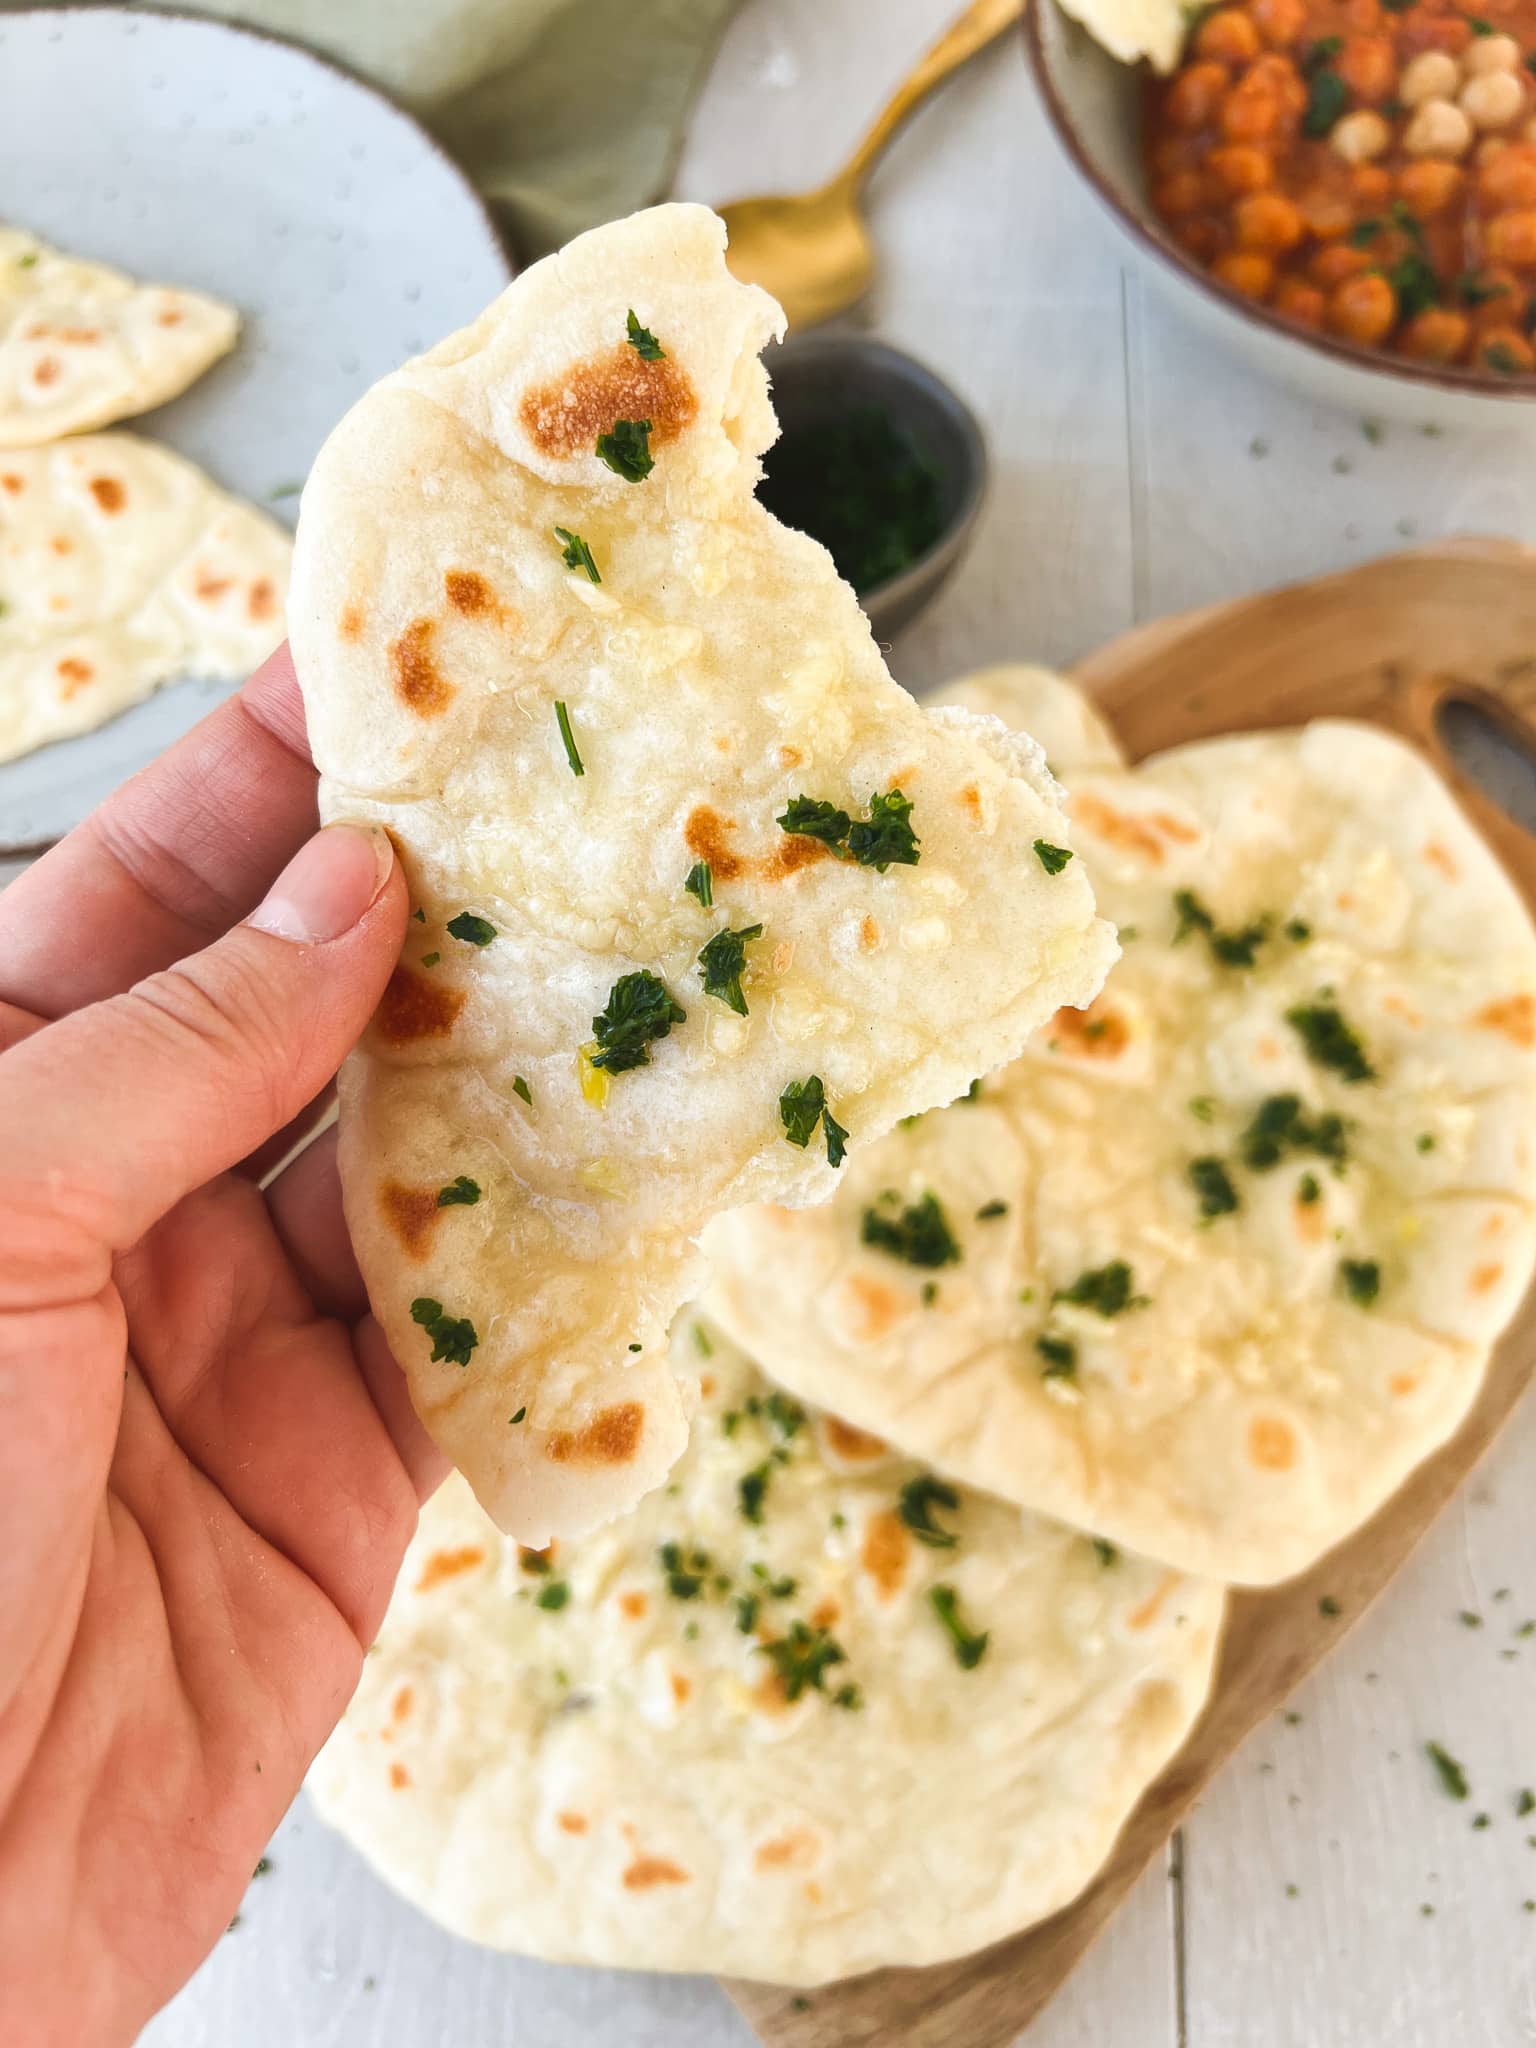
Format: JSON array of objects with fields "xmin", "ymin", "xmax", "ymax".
[{"xmin": 717, "ymin": 0, "xmax": 1027, "ymax": 332}]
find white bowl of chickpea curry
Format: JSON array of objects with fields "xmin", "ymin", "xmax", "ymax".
[{"xmin": 1024, "ymin": 0, "xmax": 1536, "ymax": 419}]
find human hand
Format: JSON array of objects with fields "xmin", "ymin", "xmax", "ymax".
[{"xmin": 0, "ymin": 646, "xmax": 445, "ymax": 2046}]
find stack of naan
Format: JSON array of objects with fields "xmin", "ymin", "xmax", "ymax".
[
  {"xmin": 0, "ymin": 226, "xmax": 289, "ymax": 764},
  {"xmin": 304, "ymin": 206, "xmax": 1536, "ymax": 1988}
]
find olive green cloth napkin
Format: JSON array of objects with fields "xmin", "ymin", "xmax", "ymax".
[{"xmin": 81, "ymin": 0, "xmax": 741, "ymax": 258}]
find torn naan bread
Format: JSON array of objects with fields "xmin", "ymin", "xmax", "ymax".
[
  {"xmin": 704, "ymin": 665, "xmax": 1536, "ymax": 1584},
  {"xmin": 309, "ymin": 1320, "xmax": 1223, "ymax": 1986},
  {"xmin": 0, "ymin": 433, "xmax": 289, "ymax": 763},
  {"xmin": 0, "ymin": 227, "xmax": 237, "ymax": 446},
  {"xmin": 289, "ymin": 206, "xmax": 1115, "ymax": 1545}
]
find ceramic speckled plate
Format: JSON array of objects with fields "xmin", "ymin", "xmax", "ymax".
[{"xmin": 0, "ymin": 5, "xmax": 514, "ymax": 850}]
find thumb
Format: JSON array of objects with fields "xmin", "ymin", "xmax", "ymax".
[{"xmin": 0, "ymin": 823, "xmax": 404, "ymax": 1268}]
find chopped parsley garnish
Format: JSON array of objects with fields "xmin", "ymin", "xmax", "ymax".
[
  {"xmin": 777, "ymin": 794, "xmax": 852, "ymax": 845},
  {"xmin": 1417, "ymin": 1133, "xmax": 1436, "ymax": 1154},
  {"xmin": 420, "ymin": 951, "xmax": 440, "ymax": 968},
  {"xmin": 898, "ymin": 1474, "xmax": 961, "ymax": 1548},
  {"xmin": 595, "ymin": 416, "xmax": 653, "ymax": 482},
  {"xmin": 447, "ymin": 911, "xmax": 496, "ymax": 947},
  {"xmin": 736, "ymin": 1593, "xmax": 760, "ymax": 1634},
  {"xmin": 1298, "ymin": 1172, "xmax": 1321, "ymax": 1205},
  {"xmin": 1286, "ymin": 1002, "xmax": 1376, "ymax": 1083},
  {"xmin": 1174, "ymin": 889, "xmax": 1271, "ymax": 968},
  {"xmin": 1319, "ymin": 1595, "xmax": 1341, "ymax": 1617},
  {"xmin": 1239, "ymin": 1093, "xmax": 1347, "ymax": 1171},
  {"xmin": 513, "ymin": 1075, "xmax": 533, "ymax": 1106},
  {"xmin": 409, "ymin": 1296, "xmax": 478, "ymax": 1367},
  {"xmin": 1037, "ymin": 1333, "xmax": 1077, "ymax": 1379},
  {"xmin": 684, "ymin": 860, "xmax": 713, "ymax": 908},
  {"xmin": 833, "ymin": 1683, "xmax": 863, "ymax": 1711},
  {"xmin": 1054, "ymin": 1260, "xmax": 1143, "ymax": 1316},
  {"xmin": 536, "ymin": 1581, "xmax": 570, "ymax": 1611},
  {"xmin": 553, "ymin": 525, "xmax": 600, "ymax": 583},
  {"xmin": 1034, "ymin": 839, "xmax": 1074, "ymax": 876},
  {"xmin": 412, "ymin": 907, "xmax": 426, "ymax": 922},
  {"xmin": 510, "ymin": 1406, "xmax": 527, "ymax": 1424},
  {"xmin": 738, "ymin": 1462, "xmax": 773, "ymax": 1524},
  {"xmin": 762, "ymin": 1390, "xmax": 805, "ymax": 1438},
  {"xmin": 1427, "ymin": 1742, "xmax": 1469, "ymax": 1800},
  {"xmin": 847, "ymin": 788, "xmax": 920, "ymax": 871},
  {"xmin": 1189, "ymin": 1155, "xmax": 1240, "ymax": 1219},
  {"xmin": 697, "ymin": 922, "xmax": 763, "ymax": 1015},
  {"xmin": 1389, "ymin": 253, "xmax": 1441, "ymax": 323},
  {"xmin": 1458, "ymin": 272, "xmax": 1511, "ymax": 308},
  {"xmin": 1092, "ymin": 1537, "xmax": 1119, "ymax": 1567},
  {"xmin": 659, "ymin": 1541, "xmax": 708, "ymax": 1598},
  {"xmin": 625, "ymin": 309, "xmax": 664, "ymax": 360},
  {"xmin": 1189, "ymin": 1096, "xmax": 1215, "ymax": 1123},
  {"xmin": 691, "ymin": 1321, "xmax": 714, "ymax": 1358},
  {"xmin": 976, "ymin": 1199, "xmax": 1008, "ymax": 1220},
  {"xmin": 1518, "ymin": 1790, "xmax": 1535, "ymax": 1818},
  {"xmin": 1469, "ymin": 12, "xmax": 1494, "ymax": 29},
  {"xmin": 1340, "ymin": 1258, "xmax": 1381, "ymax": 1308},
  {"xmin": 590, "ymin": 970, "xmax": 686, "ymax": 1073},
  {"xmin": 778, "ymin": 1074, "xmax": 847, "ymax": 1166},
  {"xmin": 554, "ymin": 698, "xmax": 584, "ymax": 777},
  {"xmin": 750, "ymin": 1561, "xmax": 799, "ymax": 1595},
  {"xmin": 16, "ymin": 250, "xmax": 38, "ymax": 268},
  {"xmin": 861, "ymin": 1190, "xmax": 961, "ymax": 1268},
  {"xmin": 921, "ymin": 1280, "xmax": 939, "ymax": 1306},
  {"xmin": 929, "ymin": 1585, "xmax": 989, "ymax": 1670},
  {"xmin": 1286, "ymin": 918, "xmax": 1312, "ymax": 942},
  {"xmin": 436, "ymin": 1175, "xmax": 481, "ymax": 1207},
  {"xmin": 757, "ymin": 1622, "xmax": 848, "ymax": 1702},
  {"xmin": 1485, "ymin": 342, "xmax": 1523, "ymax": 376},
  {"xmin": 1301, "ymin": 32, "xmax": 1342, "ymax": 67},
  {"xmin": 1302, "ymin": 66, "xmax": 1348, "ymax": 136},
  {"xmin": 777, "ymin": 789, "xmax": 920, "ymax": 870}
]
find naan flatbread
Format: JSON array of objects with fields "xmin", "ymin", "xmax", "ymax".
[
  {"xmin": 289, "ymin": 206, "xmax": 1115, "ymax": 1544},
  {"xmin": 0, "ymin": 433, "xmax": 289, "ymax": 763},
  {"xmin": 704, "ymin": 666, "xmax": 1536, "ymax": 1583},
  {"xmin": 1056, "ymin": 0, "xmax": 1186, "ymax": 72},
  {"xmin": 0, "ymin": 227, "xmax": 237, "ymax": 446},
  {"xmin": 309, "ymin": 1321, "xmax": 1223, "ymax": 1985}
]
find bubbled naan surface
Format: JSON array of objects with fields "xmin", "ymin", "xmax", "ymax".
[
  {"xmin": 309, "ymin": 1322, "xmax": 1223, "ymax": 1986},
  {"xmin": 0, "ymin": 226, "xmax": 237, "ymax": 446},
  {"xmin": 0, "ymin": 433, "xmax": 289, "ymax": 764},
  {"xmin": 290, "ymin": 206, "xmax": 1115, "ymax": 1545},
  {"xmin": 704, "ymin": 666, "xmax": 1536, "ymax": 1585}
]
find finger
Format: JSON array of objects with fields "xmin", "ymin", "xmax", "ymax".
[
  {"xmin": 355, "ymin": 1315, "xmax": 448, "ymax": 1507},
  {"xmin": 238, "ymin": 1083, "xmax": 336, "ymax": 1186},
  {"xmin": 0, "ymin": 997, "xmax": 45, "ymax": 1055},
  {"xmin": 0, "ymin": 644, "xmax": 319, "ymax": 1021},
  {"xmin": 262, "ymin": 1124, "xmax": 367, "ymax": 1321},
  {"xmin": 0, "ymin": 824, "xmax": 406, "ymax": 1291}
]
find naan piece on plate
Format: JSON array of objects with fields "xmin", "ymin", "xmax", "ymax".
[
  {"xmin": 705, "ymin": 665, "xmax": 1536, "ymax": 1584},
  {"xmin": 0, "ymin": 226, "xmax": 238, "ymax": 446},
  {"xmin": 0, "ymin": 433, "xmax": 289, "ymax": 764},
  {"xmin": 289, "ymin": 205, "xmax": 1116, "ymax": 1544},
  {"xmin": 1055, "ymin": 0, "xmax": 1187, "ymax": 71},
  {"xmin": 309, "ymin": 1321, "xmax": 1223, "ymax": 1986}
]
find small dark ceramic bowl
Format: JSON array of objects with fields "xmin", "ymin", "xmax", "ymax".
[
  {"xmin": 1022, "ymin": 0, "xmax": 1536, "ymax": 424},
  {"xmin": 765, "ymin": 336, "xmax": 988, "ymax": 638}
]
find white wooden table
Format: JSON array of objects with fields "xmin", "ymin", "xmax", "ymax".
[{"xmin": 18, "ymin": 2, "xmax": 1536, "ymax": 2040}]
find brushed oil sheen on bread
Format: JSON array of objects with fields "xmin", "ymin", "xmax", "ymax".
[
  {"xmin": 705, "ymin": 664, "xmax": 1536, "ymax": 1583},
  {"xmin": 288, "ymin": 205, "xmax": 1116, "ymax": 1545}
]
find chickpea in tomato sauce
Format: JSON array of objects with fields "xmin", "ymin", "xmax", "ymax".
[{"xmin": 1146, "ymin": 0, "xmax": 1536, "ymax": 372}]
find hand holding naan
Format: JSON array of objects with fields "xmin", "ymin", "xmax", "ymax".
[{"xmin": 0, "ymin": 646, "xmax": 442, "ymax": 2044}]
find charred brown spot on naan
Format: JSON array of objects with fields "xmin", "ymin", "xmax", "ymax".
[
  {"xmin": 389, "ymin": 1762, "xmax": 411, "ymax": 1790},
  {"xmin": 859, "ymin": 915, "xmax": 882, "ymax": 952},
  {"xmin": 546, "ymin": 1401, "xmax": 645, "ymax": 1467},
  {"xmin": 379, "ymin": 1180, "xmax": 443, "ymax": 1258},
  {"xmin": 1424, "ymin": 840, "xmax": 1459, "ymax": 879},
  {"xmin": 443, "ymin": 568, "xmax": 498, "ymax": 617},
  {"xmin": 520, "ymin": 343, "xmax": 696, "ymax": 460},
  {"xmin": 49, "ymin": 536, "xmax": 73, "ymax": 556},
  {"xmin": 1473, "ymin": 993, "xmax": 1536, "ymax": 1048},
  {"xmin": 32, "ymin": 357, "xmax": 61, "ymax": 387},
  {"xmin": 338, "ymin": 600, "xmax": 366, "ymax": 643},
  {"xmin": 841, "ymin": 1272, "xmax": 908, "ymax": 1344},
  {"xmin": 1126, "ymin": 1573, "xmax": 1180, "ymax": 1632},
  {"xmin": 1050, "ymin": 995, "xmax": 1129, "ymax": 1061},
  {"xmin": 1294, "ymin": 1191, "xmax": 1326, "ymax": 1243},
  {"xmin": 684, "ymin": 804, "xmax": 746, "ymax": 882},
  {"xmin": 1070, "ymin": 791, "xmax": 1199, "ymax": 865},
  {"xmin": 617, "ymin": 1590, "xmax": 649, "ymax": 1620},
  {"xmin": 389, "ymin": 618, "xmax": 454, "ymax": 717},
  {"xmin": 391, "ymin": 1685, "xmax": 414, "ymax": 1725},
  {"xmin": 809, "ymin": 1597, "xmax": 840, "ymax": 1630},
  {"xmin": 374, "ymin": 967, "xmax": 465, "ymax": 1047},
  {"xmin": 88, "ymin": 476, "xmax": 125, "ymax": 514},
  {"xmin": 860, "ymin": 1509, "xmax": 911, "ymax": 1599},
  {"xmin": 1471, "ymin": 1261, "xmax": 1504, "ymax": 1295},
  {"xmin": 754, "ymin": 1829, "xmax": 819, "ymax": 1872},
  {"xmin": 958, "ymin": 782, "xmax": 984, "ymax": 825},
  {"xmin": 669, "ymin": 1671, "xmax": 692, "ymax": 1705},
  {"xmin": 1248, "ymin": 1416, "xmax": 1298, "ymax": 1473},
  {"xmin": 761, "ymin": 833, "xmax": 833, "ymax": 883},
  {"xmin": 0, "ymin": 473, "xmax": 22, "ymax": 494},
  {"xmin": 194, "ymin": 572, "xmax": 232, "ymax": 603},
  {"xmin": 622, "ymin": 1853, "xmax": 690, "ymax": 1891},
  {"xmin": 820, "ymin": 1415, "xmax": 887, "ymax": 1463},
  {"xmin": 55, "ymin": 657, "xmax": 93, "ymax": 698},
  {"xmin": 248, "ymin": 578, "xmax": 278, "ymax": 623},
  {"xmin": 557, "ymin": 1812, "xmax": 589, "ymax": 1835},
  {"xmin": 1389, "ymin": 1371, "xmax": 1419, "ymax": 1397},
  {"xmin": 779, "ymin": 744, "xmax": 803, "ymax": 769},
  {"xmin": 415, "ymin": 1544, "xmax": 485, "ymax": 1592},
  {"xmin": 158, "ymin": 307, "xmax": 184, "ymax": 327}
]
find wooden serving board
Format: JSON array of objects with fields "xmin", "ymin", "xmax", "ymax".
[{"xmin": 729, "ymin": 539, "xmax": 1536, "ymax": 2047}]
